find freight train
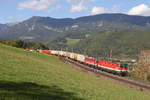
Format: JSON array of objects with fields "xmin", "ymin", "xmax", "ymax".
[{"xmin": 40, "ymin": 50, "xmax": 128, "ymax": 76}]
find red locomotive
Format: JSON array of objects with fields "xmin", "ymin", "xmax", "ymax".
[{"xmin": 85, "ymin": 57, "xmax": 128, "ymax": 76}]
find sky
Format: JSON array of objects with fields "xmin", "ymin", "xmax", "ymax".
[{"xmin": 0, "ymin": 0, "xmax": 150, "ymax": 24}]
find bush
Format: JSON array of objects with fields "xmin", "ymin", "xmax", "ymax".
[{"xmin": 147, "ymin": 74, "xmax": 150, "ymax": 82}]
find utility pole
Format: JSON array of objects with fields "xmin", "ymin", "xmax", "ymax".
[
  {"xmin": 110, "ymin": 49, "xmax": 112, "ymax": 61},
  {"xmin": 84, "ymin": 48, "xmax": 87, "ymax": 57},
  {"xmin": 72, "ymin": 48, "xmax": 73, "ymax": 53}
]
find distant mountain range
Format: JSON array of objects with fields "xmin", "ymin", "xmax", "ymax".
[
  {"xmin": 0, "ymin": 13, "xmax": 150, "ymax": 43},
  {"xmin": 0, "ymin": 24, "xmax": 8, "ymax": 32}
]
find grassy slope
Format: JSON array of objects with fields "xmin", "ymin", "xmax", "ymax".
[
  {"xmin": 66, "ymin": 38, "xmax": 80, "ymax": 46},
  {"xmin": 0, "ymin": 44, "xmax": 150, "ymax": 100}
]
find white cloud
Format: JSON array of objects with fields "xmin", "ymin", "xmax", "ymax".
[
  {"xmin": 89, "ymin": 0, "xmax": 95, "ymax": 2},
  {"xmin": 128, "ymin": 4, "xmax": 150, "ymax": 16},
  {"xmin": 91, "ymin": 6, "xmax": 108, "ymax": 15},
  {"xmin": 67, "ymin": 0, "xmax": 83, "ymax": 3},
  {"xmin": 18, "ymin": 0, "xmax": 57, "ymax": 12},
  {"xmin": 67, "ymin": 0, "xmax": 95, "ymax": 13},
  {"xmin": 67, "ymin": 0, "xmax": 94, "ymax": 3},
  {"xmin": 90, "ymin": 5, "xmax": 121, "ymax": 15},
  {"xmin": 70, "ymin": 2, "xmax": 87, "ymax": 12}
]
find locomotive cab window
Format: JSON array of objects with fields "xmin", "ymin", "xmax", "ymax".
[{"xmin": 120, "ymin": 64, "xmax": 128, "ymax": 68}]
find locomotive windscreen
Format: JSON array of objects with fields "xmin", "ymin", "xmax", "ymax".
[{"xmin": 120, "ymin": 63, "xmax": 128, "ymax": 68}]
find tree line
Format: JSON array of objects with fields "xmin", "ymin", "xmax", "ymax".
[{"xmin": 0, "ymin": 39, "xmax": 49, "ymax": 50}]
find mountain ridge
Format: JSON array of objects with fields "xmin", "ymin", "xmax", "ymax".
[{"xmin": 1, "ymin": 13, "xmax": 150, "ymax": 43}]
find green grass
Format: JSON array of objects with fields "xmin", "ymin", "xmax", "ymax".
[
  {"xmin": 66, "ymin": 38, "xmax": 80, "ymax": 46},
  {"xmin": 0, "ymin": 44, "xmax": 150, "ymax": 100}
]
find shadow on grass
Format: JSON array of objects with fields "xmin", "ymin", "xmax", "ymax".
[{"xmin": 0, "ymin": 81, "xmax": 84, "ymax": 100}]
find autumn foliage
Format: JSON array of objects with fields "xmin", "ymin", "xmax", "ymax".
[{"xmin": 133, "ymin": 50, "xmax": 150, "ymax": 81}]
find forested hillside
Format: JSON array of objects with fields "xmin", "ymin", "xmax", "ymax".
[{"xmin": 49, "ymin": 30, "xmax": 150, "ymax": 59}]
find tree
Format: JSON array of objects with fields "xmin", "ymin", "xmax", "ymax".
[{"xmin": 133, "ymin": 50, "xmax": 150, "ymax": 80}]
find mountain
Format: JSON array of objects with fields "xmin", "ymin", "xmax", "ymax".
[
  {"xmin": 0, "ymin": 24, "xmax": 8, "ymax": 32},
  {"xmin": 0, "ymin": 16, "xmax": 74, "ymax": 42},
  {"xmin": 6, "ymin": 22, "xmax": 20, "ymax": 27},
  {"xmin": 77, "ymin": 13, "xmax": 150, "ymax": 26},
  {"xmin": 1, "ymin": 13, "xmax": 150, "ymax": 43}
]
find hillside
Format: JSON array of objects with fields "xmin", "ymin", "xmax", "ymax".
[
  {"xmin": 0, "ymin": 39, "xmax": 49, "ymax": 50},
  {"xmin": 1, "ymin": 14, "xmax": 150, "ymax": 43},
  {"xmin": 49, "ymin": 30, "xmax": 150, "ymax": 59},
  {"xmin": 73, "ymin": 30, "xmax": 150, "ymax": 58},
  {"xmin": 0, "ymin": 44, "xmax": 150, "ymax": 99}
]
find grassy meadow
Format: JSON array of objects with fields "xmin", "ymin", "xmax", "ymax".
[
  {"xmin": 66, "ymin": 38, "xmax": 80, "ymax": 46},
  {"xmin": 0, "ymin": 44, "xmax": 150, "ymax": 100}
]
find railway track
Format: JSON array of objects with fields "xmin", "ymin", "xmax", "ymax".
[{"xmin": 61, "ymin": 57, "xmax": 150, "ymax": 92}]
